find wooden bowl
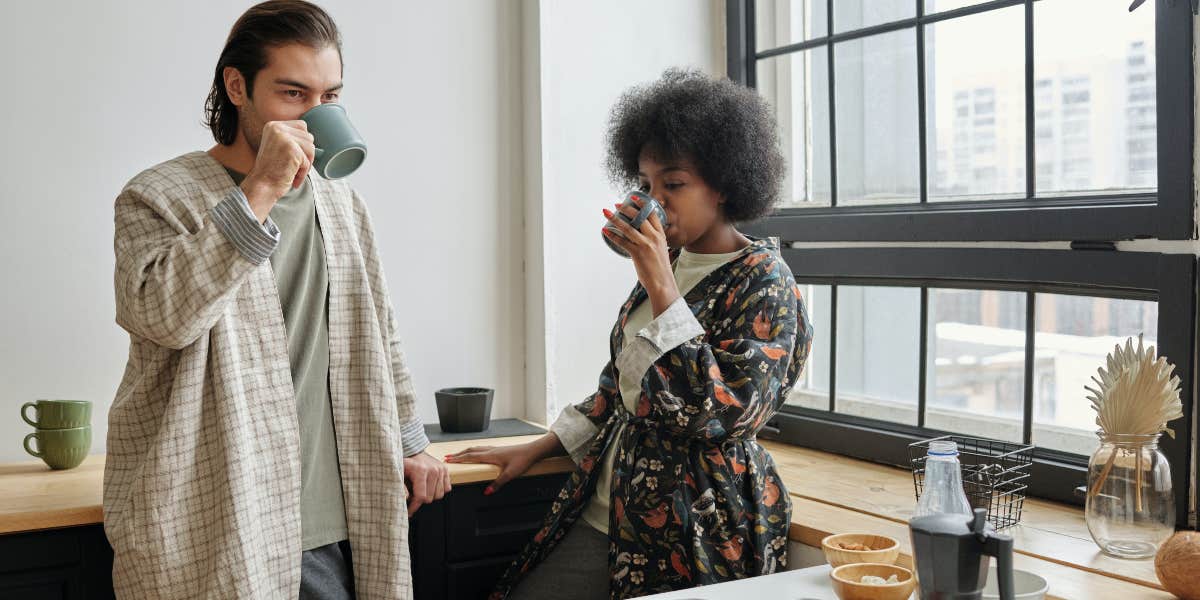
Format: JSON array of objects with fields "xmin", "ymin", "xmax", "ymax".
[
  {"xmin": 821, "ymin": 533, "xmax": 901, "ymax": 567},
  {"xmin": 830, "ymin": 563, "xmax": 917, "ymax": 600}
]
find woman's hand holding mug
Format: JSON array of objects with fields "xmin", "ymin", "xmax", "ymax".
[{"xmin": 603, "ymin": 194, "xmax": 681, "ymax": 317}]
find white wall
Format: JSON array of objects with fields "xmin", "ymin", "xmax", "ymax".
[
  {"xmin": 523, "ymin": 0, "xmax": 726, "ymax": 423},
  {"xmin": 3, "ymin": 1, "xmax": 1191, "ymax": 466},
  {"xmin": 0, "ymin": 1, "xmax": 527, "ymax": 461},
  {"xmin": 0, "ymin": 0, "xmax": 733, "ymax": 462}
]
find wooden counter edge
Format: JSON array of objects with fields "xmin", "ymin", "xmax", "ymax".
[{"xmin": 0, "ymin": 507, "xmax": 105, "ymax": 536}]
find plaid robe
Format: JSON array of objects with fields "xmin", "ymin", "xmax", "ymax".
[
  {"xmin": 493, "ymin": 238, "xmax": 813, "ymax": 599},
  {"xmin": 105, "ymin": 151, "xmax": 419, "ymax": 599}
]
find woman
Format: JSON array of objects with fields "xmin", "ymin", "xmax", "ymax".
[{"xmin": 446, "ymin": 68, "xmax": 813, "ymax": 599}]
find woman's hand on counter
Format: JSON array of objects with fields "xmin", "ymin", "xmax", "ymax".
[
  {"xmin": 404, "ymin": 451, "xmax": 452, "ymax": 517},
  {"xmin": 444, "ymin": 433, "xmax": 566, "ymax": 495}
]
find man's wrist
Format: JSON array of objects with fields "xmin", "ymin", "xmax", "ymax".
[{"xmin": 240, "ymin": 177, "xmax": 276, "ymax": 223}]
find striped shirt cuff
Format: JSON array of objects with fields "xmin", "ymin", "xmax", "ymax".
[
  {"xmin": 615, "ymin": 296, "xmax": 705, "ymax": 386},
  {"xmin": 399, "ymin": 417, "xmax": 431, "ymax": 457},
  {"xmin": 550, "ymin": 405, "xmax": 600, "ymax": 466},
  {"xmin": 211, "ymin": 188, "xmax": 280, "ymax": 265}
]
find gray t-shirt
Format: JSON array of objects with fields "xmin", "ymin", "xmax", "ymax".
[{"xmin": 225, "ymin": 168, "xmax": 349, "ymax": 550}]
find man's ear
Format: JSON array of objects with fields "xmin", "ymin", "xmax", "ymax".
[{"xmin": 223, "ymin": 66, "xmax": 248, "ymax": 106}]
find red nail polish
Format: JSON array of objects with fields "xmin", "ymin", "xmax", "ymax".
[
  {"xmin": 603, "ymin": 209, "xmax": 614, "ymax": 218},
  {"xmin": 484, "ymin": 486, "xmax": 494, "ymax": 496}
]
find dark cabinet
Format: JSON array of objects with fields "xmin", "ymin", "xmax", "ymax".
[
  {"xmin": 0, "ymin": 473, "xmax": 566, "ymax": 600},
  {"xmin": 0, "ymin": 525, "xmax": 114, "ymax": 600},
  {"xmin": 410, "ymin": 473, "xmax": 568, "ymax": 600}
]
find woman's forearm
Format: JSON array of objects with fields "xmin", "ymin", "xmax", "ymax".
[
  {"xmin": 646, "ymin": 282, "xmax": 682, "ymax": 317},
  {"xmin": 529, "ymin": 432, "xmax": 568, "ymax": 460}
]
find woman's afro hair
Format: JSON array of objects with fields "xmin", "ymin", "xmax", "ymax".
[{"xmin": 604, "ymin": 68, "xmax": 786, "ymax": 222}]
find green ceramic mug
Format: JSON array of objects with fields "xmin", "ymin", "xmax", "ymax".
[
  {"xmin": 21, "ymin": 399, "xmax": 92, "ymax": 429},
  {"xmin": 300, "ymin": 103, "xmax": 367, "ymax": 180},
  {"xmin": 24, "ymin": 426, "xmax": 92, "ymax": 470}
]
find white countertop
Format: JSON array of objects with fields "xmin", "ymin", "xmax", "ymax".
[{"xmin": 644, "ymin": 565, "xmax": 839, "ymax": 600}]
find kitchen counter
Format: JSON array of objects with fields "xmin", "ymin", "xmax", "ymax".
[
  {"xmin": 0, "ymin": 455, "xmax": 106, "ymax": 535},
  {"xmin": 425, "ymin": 434, "xmax": 574, "ymax": 485},
  {"xmin": 0, "ymin": 434, "xmax": 571, "ymax": 535},
  {"xmin": 0, "ymin": 435, "xmax": 1175, "ymax": 599}
]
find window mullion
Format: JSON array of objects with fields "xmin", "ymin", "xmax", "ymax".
[
  {"xmin": 1024, "ymin": 0, "xmax": 1035, "ymax": 200},
  {"xmin": 1023, "ymin": 290, "xmax": 1036, "ymax": 445},
  {"xmin": 916, "ymin": 0, "xmax": 928, "ymax": 205},
  {"xmin": 829, "ymin": 284, "xmax": 838, "ymax": 412},
  {"xmin": 746, "ymin": 0, "xmax": 757, "ymax": 87},
  {"xmin": 918, "ymin": 286, "xmax": 929, "ymax": 427},
  {"xmin": 827, "ymin": 0, "xmax": 838, "ymax": 208}
]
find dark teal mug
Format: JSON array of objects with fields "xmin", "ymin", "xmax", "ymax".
[
  {"xmin": 300, "ymin": 103, "xmax": 367, "ymax": 180},
  {"xmin": 603, "ymin": 190, "xmax": 669, "ymax": 258}
]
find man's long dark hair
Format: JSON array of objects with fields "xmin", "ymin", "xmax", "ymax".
[{"xmin": 204, "ymin": 0, "xmax": 342, "ymax": 145}]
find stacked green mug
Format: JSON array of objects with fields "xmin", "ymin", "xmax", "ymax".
[{"xmin": 21, "ymin": 400, "xmax": 92, "ymax": 470}]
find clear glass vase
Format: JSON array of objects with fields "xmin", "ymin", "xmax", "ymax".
[{"xmin": 1085, "ymin": 432, "xmax": 1175, "ymax": 559}]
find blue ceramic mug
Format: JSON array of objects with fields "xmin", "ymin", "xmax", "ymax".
[
  {"xmin": 300, "ymin": 103, "xmax": 367, "ymax": 180},
  {"xmin": 603, "ymin": 190, "xmax": 669, "ymax": 258}
]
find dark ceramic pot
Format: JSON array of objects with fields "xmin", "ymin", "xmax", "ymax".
[{"xmin": 434, "ymin": 387, "xmax": 494, "ymax": 433}]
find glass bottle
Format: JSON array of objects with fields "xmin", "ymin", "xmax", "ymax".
[{"xmin": 1086, "ymin": 432, "xmax": 1174, "ymax": 559}]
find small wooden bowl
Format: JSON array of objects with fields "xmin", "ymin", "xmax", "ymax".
[
  {"xmin": 821, "ymin": 533, "xmax": 901, "ymax": 567},
  {"xmin": 830, "ymin": 563, "xmax": 917, "ymax": 600}
]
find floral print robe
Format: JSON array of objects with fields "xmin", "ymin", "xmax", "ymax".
[{"xmin": 491, "ymin": 237, "xmax": 813, "ymax": 599}]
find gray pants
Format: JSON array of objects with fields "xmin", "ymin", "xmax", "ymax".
[
  {"xmin": 299, "ymin": 540, "xmax": 355, "ymax": 600},
  {"xmin": 509, "ymin": 524, "xmax": 610, "ymax": 600}
]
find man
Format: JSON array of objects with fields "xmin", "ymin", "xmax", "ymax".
[{"xmin": 104, "ymin": 2, "xmax": 448, "ymax": 598}]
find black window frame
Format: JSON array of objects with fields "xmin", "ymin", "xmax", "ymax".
[
  {"xmin": 761, "ymin": 248, "xmax": 1196, "ymax": 525},
  {"xmin": 730, "ymin": 0, "xmax": 1198, "ymax": 525},
  {"xmin": 728, "ymin": 0, "xmax": 1195, "ymax": 242}
]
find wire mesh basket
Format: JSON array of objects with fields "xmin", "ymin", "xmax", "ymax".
[{"xmin": 909, "ymin": 435, "xmax": 1034, "ymax": 530}]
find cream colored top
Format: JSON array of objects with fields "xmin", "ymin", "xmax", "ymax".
[{"xmin": 581, "ymin": 247, "xmax": 745, "ymax": 534}]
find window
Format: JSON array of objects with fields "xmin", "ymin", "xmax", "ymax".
[
  {"xmin": 766, "ymin": 248, "xmax": 1194, "ymax": 514},
  {"xmin": 728, "ymin": 0, "xmax": 1194, "ymax": 241},
  {"xmin": 925, "ymin": 288, "xmax": 1027, "ymax": 442},
  {"xmin": 727, "ymin": 0, "xmax": 1196, "ymax": 523},
  {"xmin": 1032, "ymin": 294, "xmax": 1160, "ymax": 456},
  {"xmin": 835, "ymin": 286, "xmax": 921, "ymax": 422}
]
